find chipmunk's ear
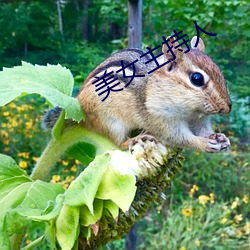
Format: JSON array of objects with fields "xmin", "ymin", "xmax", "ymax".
[
  {"xmin": 162, "ymin": 36, "xmax": 183, "ymax": 62},
  {"xmin": 191, "ymin": 36, "xmax": 205, "ymax": 52}
]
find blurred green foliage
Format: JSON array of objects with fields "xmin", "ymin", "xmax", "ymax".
[{"xmin": 0, "ymin": 0, "xmax": 249, "ymax": 97}]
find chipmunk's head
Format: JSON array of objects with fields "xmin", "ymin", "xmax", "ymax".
[{"xmin": 148, "ymin": 36, "xmax": 232, "ymax": 117}]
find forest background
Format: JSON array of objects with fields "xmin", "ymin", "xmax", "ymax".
[{"xmin": 0, "ymin": 0, "xmax": 249, "ymax": 249}]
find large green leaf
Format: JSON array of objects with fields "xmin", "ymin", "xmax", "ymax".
[
  {"xmin": 20, "ymin": 181, "xmax": 64, "ymax": 213},
  {"xmin": 0, "ymin": 154, "xmax": 65, "ymax": 248},
  {"xmin": 65, "ymin": 142, "xmax": 96, "ymax": 165},
  {"xmin": 26, "ymin": 198, "xmax": 63, "ymax": 222},
  {"xmin": 96, "ymin": 167, "xmax": 136, "ymax": 212},
  {"xmin": 0, "ymin": 181, "xmax": 33, "ymax": 247},
  {"xmin": 0, "ymin": 62, "xmax": 85, "ymax": 122},
  {"xmin": 103, "ymin": 200, "xmax": 119, "ymax": 219},
  {"xmin": 0, "ymin": 154, "xmax": 30, "ymax": 181},
  {"xmin": 63, "ymin": 154, "xmax": 110, "ymax": 213},
  {"xmin": 56, "ymin": 205, "xmax": 80, "ymax": 250},
  {"xmin": 0, "ymin": 176, "xmax": 31, "ymax": 201},
  {"xmin": 79, "ymin": 199, "xmax": 103, "ymax": 227}
]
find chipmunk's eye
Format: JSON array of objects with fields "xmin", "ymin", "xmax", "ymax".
[{"xmin": 190, "ymin": 72, "xmax": 204, "ymax": 87}]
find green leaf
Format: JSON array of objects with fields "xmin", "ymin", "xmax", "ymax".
[
  {"xmin": 0, "ymin": 181, "xmax": 64, "ymax": 240},
  {"xmin": 96, "ymin": 167, "xmax": 136, "ymax": 212},
  {"xmin": 0, "ymin": 154, "xmax": 65, "ymax": 244},
  {"xmin": 52, "ymin": 108, "xmax": 65, "ymax": 139},
  {"xmin": 64, "ymin": 154, "xmax": 111, "ymax": 213},
  {"xmin": 65, "ymin": 142, "xmax": 96, "ymax": 165},
  {"xmin": 80, "ymin": 226, "xmax": 92, "ymax": 240},
  {"xmin": 20, "ymin": 181, "xmax": 64, "ymax": 213},
  {"xmin": 0, "ymin": 231, "xmax": 10, "ymax": 250},
  {"xmin": 103, "ymin": 200, "xmax": 119, "ymax": 219},
  {"xmin": 0, "ymin": 182, "xmax": 32, "ymax": 218},
  {"xmin": 80, "ymin": 199, "xmax": 103, "ymax": 226},
  {"xmin": 56, "ymin": 205, "xmax": 80, "ymax": 250},
  {"xmin": 0, "ymin": 176, "xmax": 32, "ymax": 201},
  {"xmin": 0, "ymin": 62, "xmax": 85, "ymax": 122},
  {"xmin": 26, "ymin": 199, "xmax": 63, "ymax": 222},
  {"xmin": 0, "ymin": 182, "xmax": 32, "ymax": 247},
  {"xmin": 45, "ymin": 221, "xmax": 56, "ymax": 249},
  {"xmin": 0, "ymin": 154, "xmax": 30, "ymax": 181},
  {"xmin": 3, "ymin": 210, "xmax": 31, "ymax": 237}
]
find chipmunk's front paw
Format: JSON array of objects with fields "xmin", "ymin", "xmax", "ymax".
[{"xmin": 206, "ymin": 133, "xmax": 230, "ymax": 152}]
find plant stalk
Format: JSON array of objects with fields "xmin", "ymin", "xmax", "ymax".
[{"xmin": 30, "ymin": 126, "xmax": 118, "ymax": 181}]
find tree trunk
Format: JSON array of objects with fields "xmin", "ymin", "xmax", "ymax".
[
  {"xmin": 128, "ymin": 0, "xmax": 142, "ymax": 48},
  {"xmin": 125, "ymin": 223, "xmax": 137, "ymax": 250},
  {"xmin": 82, "ymin": 0, "xmax": 89, "ymax": 41},
  {"xmin": 56, "ymin": 0, "xmax": 63, "ymax": 36}
]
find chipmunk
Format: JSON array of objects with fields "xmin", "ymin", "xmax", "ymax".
[{"xmin": 43, "ymin": 36, "xmax": 232, "ymax": 153}]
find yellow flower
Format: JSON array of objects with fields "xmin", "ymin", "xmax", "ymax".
[
  {"xmin": 209, "ymin": 193, "xmax": 215, "ymax": 204},
  {"xmin": 220, "ymin": 217, "xmax": 228, "ymax": 224},
  {"xmin": 0, "ymin": 130, "xmax": 8, "ymax": 138},
  {"xmin": 17, "ymin": 105, "xmax": 30, "ymax": 112},
  {"xmin": 221, "ymin": 162, "xmax": 228, "ymax": 167},
  {"xmin": 234, "ymin": 214, "xmax": 243, "ymax": 224},
  {"xmin": 194, "ymin": 238, "xmax": 201, "ymax": 247},
  {"xmin": 221, "ymin": 232, "xmax": 227, "ymax": 238},
  {"xmin": 182, "ymin": 207, "xmax": 192, "ymax": 217},
  {"xmin": 3, "ymin": 111, "xmax": 9, "ymax": 116},
  {"xmin": 62, "ymin": 160, "xmax": 69, "ymax": 166},
  {"xmin": 3, "ymin": 138, "xmax": 9, "ymax": 145},
  {"xmin": 236, "ymin": 229, "xmax": 242, "ymax": 237},
  {"xmin": 51, "ymin": 175, "xmax": 61, "ymax": 183},
  {"xmin": 75, "ymin": 159, "xmax": 81, "ymax": 165},
  {"xmin": 243, "ymin": 195, "xmax": 248, "ymax": 204},
  {"xmin": 179, "ymin": 247, "xmax": 186, "ymax": 250},
  {"xmin": 235, "ymin": 157, "xmax": 242, "ymax": 163},
  {"xmin": 4, "ymin": 147, "xmax": 10, "ymax": 152},
  {"xmin": 231, "ymin": 198, "xmax": 240, "ymax": 209},
  {"xmin": 32, "ymin": 157, "xmax": 39, "ymax": 162},
  {"xmin": 18, "ymin": 152, "xmax": 30, "ymax": 159},
  {"xmin": 189, "ymin": 184, "xmax": 199, "ymax": 197},
  {"xmin": 232, "ymin": 150, "xmax": 237, "ymax": 156},
  {"xmin": 11, "ymin": 120, "xmax": 18, "ymax": 127},
  {"xmin": 26, "ymin": 121, "xmax": 33, "ymax": 129},
  {"xmin": 66, "ymin": 176, "xmax": 75, "ymax": 182},
  {"xmin": 19, "ymin": 161, "xmax": 28, "ymax": 169},
  {"xmin": 244, "ymin": 221, "xmax": 250, "ymax": 234},
  {"xmin": 70, "ymin": 165, "xmax": 77, "ymax": 172},
  {"xmin": 9, "ymin": 102, "xmax": 16, "ymax": 108},
  {"xmin": 198, "ymin": 195, "xmax": 210, "ymax": 206}
]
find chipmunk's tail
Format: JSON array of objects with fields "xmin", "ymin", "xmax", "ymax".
[{"xmin": 41, "ymin": 106, "xmax": 62, "ymax": 130}]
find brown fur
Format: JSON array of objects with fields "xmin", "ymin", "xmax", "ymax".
[{"xmin": 77, "ymin": 36, "xmax": 232, "ymax": 152}]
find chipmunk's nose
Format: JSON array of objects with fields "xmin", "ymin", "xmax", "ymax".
[{"xmin": 219, "ymin": 101, "xmax": 232, "ymax": 114}]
